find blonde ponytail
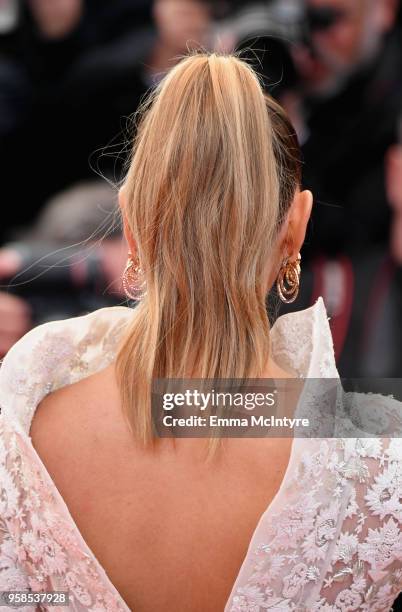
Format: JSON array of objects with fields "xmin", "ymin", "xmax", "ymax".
[{"xmin": 115, "ymin": 53, "xmax": 300, "ymax": 450}]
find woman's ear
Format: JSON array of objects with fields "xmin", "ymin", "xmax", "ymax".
[
  {"xmin": 285, "ymin": 189, "xmax": 313, "ymax": 258},
  {"xmin": 119, "ymin": 187, "xmax": 137, "ymax": 256}
]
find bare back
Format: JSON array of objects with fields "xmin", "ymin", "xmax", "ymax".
[{"xmin": 30, "ymin": 363, "xmax": 294, "ymax": 612}]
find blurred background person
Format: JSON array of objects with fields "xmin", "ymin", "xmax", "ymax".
[
  {"xmin": 387, "ymin": 133, "xmax": 402, "ymax": 265},
  {"xmin": 215, "ymin": 0, "xmax": 402, "ymax": 257},
  {"xmin": 0, "ymin": 0, "xmax": 214, "ymax": 242},
  {"xmin": 0, "ymin": 0, "xmax": 216, "ymax": 355},
  {"xmin": 289, "ymin": 0, "xmax": 402, "ymax": 376},
  {"xmin": 215, "ymin": 0, "xmax": 402, "ymax": 376},
  {"xmin": 292, "ymin": 0, "xmax": 402, "ymax": 259},
  {"xmin": 0, "ymin": 0, "xmax": 152, "ymax": 240},
  {"xmin": 148, "ymin": 0, "xmax": 213, "ymax": 82}
]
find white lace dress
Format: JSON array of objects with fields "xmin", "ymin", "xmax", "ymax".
[{"xmin": 0, "ymin": 298, "xmax": 401, "ymax": 612}]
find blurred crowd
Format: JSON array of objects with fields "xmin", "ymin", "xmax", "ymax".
[{"xmin": 0, "ymin": 0, "xmax": 402, "ymax": 378}]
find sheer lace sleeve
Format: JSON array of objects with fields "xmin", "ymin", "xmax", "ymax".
[
  {"xmin": 0, "ymin": 416, "xmax": 39, "ymax": 612},
  {"xmin": 312, "ymin": 437, "xmax": 402, "ymax": 611},
  {"xmin": 226, "ymin": 435, "xmax": 402, "ymax": 612},
  {"xmin": 0, "ymin": 411, "xmax": 130, "ymax": 612},
  {"xmin": 0, "ymin": 306, "xmax": 134, "ymax": 612}
]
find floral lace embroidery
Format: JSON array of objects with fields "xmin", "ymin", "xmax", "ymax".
[
  {"xmin": 227, "ymin": 438, "xmax": 402, "ymax": 611},
  {"xmin": 0, "ymin": 307, "xmax": 133, "ymax": 611},
  {"xmin": 226, "ymin": 301, "xmax": 402, "ymax": 611},
  {"xmin": 0, "ymin": 416, "xmax": 128, "ymax": 612},
  {"xmin": 0, "ymin": 300, "xmax": 401, "ymax": 612}
]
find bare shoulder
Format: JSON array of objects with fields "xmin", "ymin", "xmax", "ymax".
[
  {"xmin": 30, "ymin": 363, "xmax": 126, "ymax": 465},
  {"xmin": 28, "ymin": 362, "xmax": 135, "ymax": 523}
]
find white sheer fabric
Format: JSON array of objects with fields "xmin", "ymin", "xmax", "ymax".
[{"xmin": 0, "ymin": 298, "xmax": 401, "ymax": 611}]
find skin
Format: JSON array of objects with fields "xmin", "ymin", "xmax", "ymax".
[
  {"xmin": 153, "ymin": 0, "xmax": 211, "ymax": 52},
  {"xmin": 0, "ymin": 187, "xmax": 313, "ymax": 357},
  {"xmin": 386, "ymin": 145, "xmax": 402, "ymax": 264},
  {"xmin": 28, "ymin": 0, "xmax": 83, "ymax": 40},
  {"xmin": 30, "ymin": 188, "xmax": 313, "ymax": 611},
  {"xmin": 148, "ymin": 0, "xmax": 212, "ymax": 80}
]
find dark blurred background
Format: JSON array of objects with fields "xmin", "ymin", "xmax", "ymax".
[{"xmin": 0, "ymin": 0, "xmax": 401, "ymax": 384}]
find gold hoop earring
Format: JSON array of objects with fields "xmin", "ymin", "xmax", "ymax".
[
  {"xmin": 122, "ymin": 253, "xmax": 146, "ymax": 301},
  {"xmin": 276, "ymin": 253, "xmax": 301, "ymax": 304}
]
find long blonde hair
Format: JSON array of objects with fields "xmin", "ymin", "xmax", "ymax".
[{"xmin": 115, "ymin": 53, "xmax": 301, "ymax": 448}]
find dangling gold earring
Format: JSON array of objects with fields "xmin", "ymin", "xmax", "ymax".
[
  {"xmin": 122, "ymin": 252, "xmax": 146, "ymax": 301},
  {"xmin": 276, "ymin": 253, "xmax": 301, "ymax": 304}
]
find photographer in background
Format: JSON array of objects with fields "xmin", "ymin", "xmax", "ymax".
[
  {"xmin": 292, "ymin": 0, "xmax": 402, "ymax": 259},
  {"xmin": 217, "ymin": 0, "xmax": 402, "ymax": 258},
  {"xmin": 0, "ymin": 0, "xmax": 154, "ymax": 243},
  {"xmin": 215, "ymin": 0, "xmax": 402, "ymax": 377},
  {"xmin": 0, "ymin": 178, "xmax": 131, "ymax": 357},
  {"xmin": 0, "ymin": 0, "xmax": 216, "ymax": 358},
  {"xmin": 290, "ymin": 0, "xmax": 402, "ymax": 377},
  {"xmin": 0, "ymin": 234, "xmax": 128, "ymax": 358},
  {"xmin": 291, "ymin": 0, "xmax": 402, "ymax": 379},
  {"xmin": 148, "ymin": 0, "xmax": 212, "ymax": 83}
]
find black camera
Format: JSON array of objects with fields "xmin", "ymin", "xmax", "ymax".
[
  {"xmin": 0, "ymin": 242, "xmax": 124, "ymax": 325},
  {"xmin": 218, "ymin": 0, "xmax": 346, "ymax": 95}
]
